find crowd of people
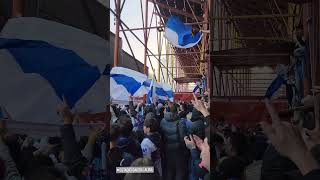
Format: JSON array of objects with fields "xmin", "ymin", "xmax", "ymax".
[
  {"xmin": 0, "ymin": 93, "xmax": 210, "ymax": 180},
  {"xmin": 109, "ymin": 94, "xmax": 210, "ymax": 180},
  {"xmin": 2, "ymin": 95, "xmax": 320, "ymax": 180},
  {"xmin": 210, "ymin": 98, "xmax": 320, "ymax": 180}
]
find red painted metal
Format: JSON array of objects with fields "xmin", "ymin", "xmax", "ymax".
[
  {"xmin": 174, "ymin": 92, "xmax": 194, "ymax": 102},
  {"xmin": 212, "ymin": 100, "xmax": 288, "ymax": 127},
  {"xmin": 113, "ymin": 0, "xmax": 121, "ymax": 67},
  {"xmin": 144, "ymin": 0, "xmax": 149, "ymax": 75},
  {"xmin": 149, "ymin": 0, "xmax": 204, "ymax": 21}
]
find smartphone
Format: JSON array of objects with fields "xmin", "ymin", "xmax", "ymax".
[
  {"xmin": 0, "ymin": 107, "xmax": 3, "ymax": 119},
  {"xmin": 303, "ymin": 111, "xmax": 316, "ymax": 131},
  {"xmin": 0, "ymin": 106, "xmax": 7, "ymax": 120}
]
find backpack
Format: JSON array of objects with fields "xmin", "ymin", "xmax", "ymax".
[
  {"xmin": 117, "ymin": 137, "xmax": 139, "ymax": 167},
  {"xmin": 120, "ymin": 152, "xmax": 135, "ymax": 167}
]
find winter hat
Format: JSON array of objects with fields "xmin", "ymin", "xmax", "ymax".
[{"xmin": 146, "ymin": 111, "xmax": 155, "ymax": 119}]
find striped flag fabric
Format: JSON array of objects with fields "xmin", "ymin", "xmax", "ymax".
[
  {"xmin": 164, "ymin": 16, "xmax": 203, "ymax": 49},
  {"xmin": 110, "ymin": 67, "xmax": 149, "ymax": 104},
  {"xmin": 0, "ymin": 17, "xmax": 108, "ymax": 123}
]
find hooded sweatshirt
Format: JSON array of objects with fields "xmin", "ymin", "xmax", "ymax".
[
  {"xmin": 117, "ymin": 136, "xmax": 142, "ymax": 159},
  {"xmin": 160, "ymin": 112, "xmax": 187, "ymax": 153},
  {"xmin": 141, "ymin": 132, "xmax": 162, "ymax": 176}
]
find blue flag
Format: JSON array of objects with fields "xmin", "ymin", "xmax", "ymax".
[
  {"xmin": 164, "ymin": 16, "xmax": 202, "ymax": 49},
  {"xmin": 265, "ymin": 75, "xmax": 285, "ymax": 99},
  {"xmin": 0, "ymin": 38, "xmax": 101, "ymax": 108}
]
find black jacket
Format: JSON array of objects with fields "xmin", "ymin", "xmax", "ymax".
[
  {"xmin": 160, "ymin": 112, "xmax": 187, "ymax": 153},
  {"xmin": 117, "ymin": 136, "xmax": 142, "ymax": 159},
  {"xmin": 190, "ymin": 120, "xmax": 206, "ymax": 140},
  {"xmin": 303, "ymin": 169, "xmax": 320, "ymax": 180},
  {"xmin": 261, "ymin": 145, "xmax": 299, "ymax": 180},
  {"xmin": 60, "ymin": 124, "xmax": 87, "ymax": 178}
]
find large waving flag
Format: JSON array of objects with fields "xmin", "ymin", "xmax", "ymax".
[
  {"xmin": 265, "ymin": 75, "xmax": 285, "ymax": 100},
  {"xmin": 0, "ymin": 38, "xmax": 101, "ymax": 108},
  {"xmin": 265, "ymin": 65, "xmax": 287, "ymax": 100},
  {"xmin": 110, "ymin": 67, "xmax": 149, "ymax": 103},
  {"xmin": 158, "ymin": 82, "xmax": 174, "ymax": 102},
  {"xmin": 111, "ymin": 67, "xmax": 174, "ymax": 104},
  {"xmin": 146, "ymin": 81, "xmax": 174, "ymax": 104},
  {"xmin": 0, "ymin": 17, "xmax": 108, "ymax": 123},
  {"xmin": 146, "ymin": 79, "xmax": 156, "ymax": 104},
  {"xmin": 164, "ymin": 16, "xmax": 203, "ymax": 49},
  {"xmin": 193, "ymin": 81, "xmax": 201, "ymax": 93}
]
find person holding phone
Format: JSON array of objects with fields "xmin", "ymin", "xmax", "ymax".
[{"xmin": 262, "ymin": 99, "xmax": 320, "ymax": 180}]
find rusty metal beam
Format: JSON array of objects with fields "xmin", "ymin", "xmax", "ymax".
[
  {"xmin": 183, "ymin": 73, "xmax": 202, "ymax": 75},
  {"xmin": 144, "ymin": 0, "xmax": 148, "ymax": 75},
  {"xmin": 211, "ymin": 14, "xmax": 296, "ymax": 20},
  {"xmin": 121, "ymin": 26, "xmax": 163, "ymax": 31},
  {"xmin": 223, "ymin": 72, "xmax": 275, "ymax": 74},
  {"xmin": 186, "ymin": 0, "xmax": 204, "ymax": 5},
  {"xmin": 212, "ymin": 96, "xmax": 287, "ymax": 100},
  {"xmin": 119, "ymin": 23, "xmax": 141, "ymax": 72},
  {"xmin": 213, "ymin": 37, "xmax": 292, "ymax": 41},
  {"xmin": 120, "ymin": 0, "xmax": 127, "ymax": 13},
  {"xmin": 110, "ymin": 9, "xmax": 173, "ymax": 78},
  {"xmin": 186, "ymin": 0, "xmax": 201, "ymax": 28},
  {"xmin": 149, "ymin": 0, "xmax": 204, "ymax": 21},
  {"xmin": 161, "ymin": 66, "xmax": 200, "ymax": 68},
  {"xmin": 113, "ymin": 0, "xmax": 121, "ymax": 67},
  {"xmin": 12, "ymin": 0, "xmax": 23, "ymax": 17},
  {"xmin": 214, "ymin": 57, "xmax": 289, "ymax": 66},
  {"xmin": 211, "ymin": 53, "xmax": 290, "ymax": 57},
  {"xmin": 147, "ymin": 52, "xmax": 206, "ymax": 56},
  {"xmin": 121, "ymin": 21, "xmax": 209, "ymax": 31}
]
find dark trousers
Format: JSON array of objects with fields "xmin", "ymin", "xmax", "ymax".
[{"xmin": 164, "ymin": 151, "xmax": 188, "ymax": 180}]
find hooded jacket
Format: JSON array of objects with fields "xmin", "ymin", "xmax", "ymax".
[
  {"xmin": 141, "ymin": 132, "xmax": 162, "ymax": 176},
  {"xmin": 117, "ymin": 136, "xmax": 142, "ymax": 159},
  {"xmin": 189, "ymin": 109, "xmax": 206, "ymax": 139},
  {"xmin": 160, "ymin": 112, "xmax": 187, "ymax": 152}
]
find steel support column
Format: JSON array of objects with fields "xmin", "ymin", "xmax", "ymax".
[{"xmin": 113, "ymin": 0, "xmax": 121, "ymax": 67}]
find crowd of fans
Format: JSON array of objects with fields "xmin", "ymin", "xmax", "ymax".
[
  {"xmin": 210, "ymin": 98, "xmax": 320, "ymax": 180},
  {"xmin": 2, "ymin": 95, "xmax": 320, "ymax": 180},
  {"xmin": 0, "ymin": 93, "xmax": 210, "ymax": 180},
  {"xmin": 109, "ymin": 94, "xmax": 210, "ymax": 180}
]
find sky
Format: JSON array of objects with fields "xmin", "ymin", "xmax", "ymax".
[
  {"xmin": 110, "ymin": 0, "xmax": 196, "ymax": 91},
  {"xmin": 110, "ymin": 0, "xmax": 168, "ymax": 81}
]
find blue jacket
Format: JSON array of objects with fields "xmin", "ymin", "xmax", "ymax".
[{"xmin": 189, "ymin": 148, "xmax": 208, "ymax": 180}]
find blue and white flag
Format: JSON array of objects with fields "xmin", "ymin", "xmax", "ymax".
[
  {"xmin": 265, "ymin": 75, "xmax": 285, "ymax": 100},
  {"xmin": 0, "ymin": 38, "xmax": 101, "ymax": 108},
  {"xmin": 146, "ymin": 79, "xmax": 156, "ymax": 105},
  {"xmin": 193, "ymin": 85, "xmax": 200, "ymax": 93},
  {"xmin": 265, "ymin": 65, "xmax": 287, "ymax": 100},
  {"xmin": 111, "ymin": 67, "xmax": 174, "ymax": 104},
  {"xmin": 0, "ymin": 17, "xmax": 108, "ymax": 123},
  {"xmin": 155, "ymin": 82, "xmax": 174, "ymax": 102},
  {"xmin": 110, "ymin": 67, "xmax": 149, "ymax": 103},
  {"xmin": 146, "ymin": 81, "xmax": 174, "ymax": 104},
  {"xmin": 193, "ymin": 81, "xmax": 201, "ymax": 93},
  {"xmin": 150, "ymin": 82, "xmax": 173, "ymax": 102},
  {"xmin": 164, "ymin": 16, "xmax": 203, "ymax": 49}
]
